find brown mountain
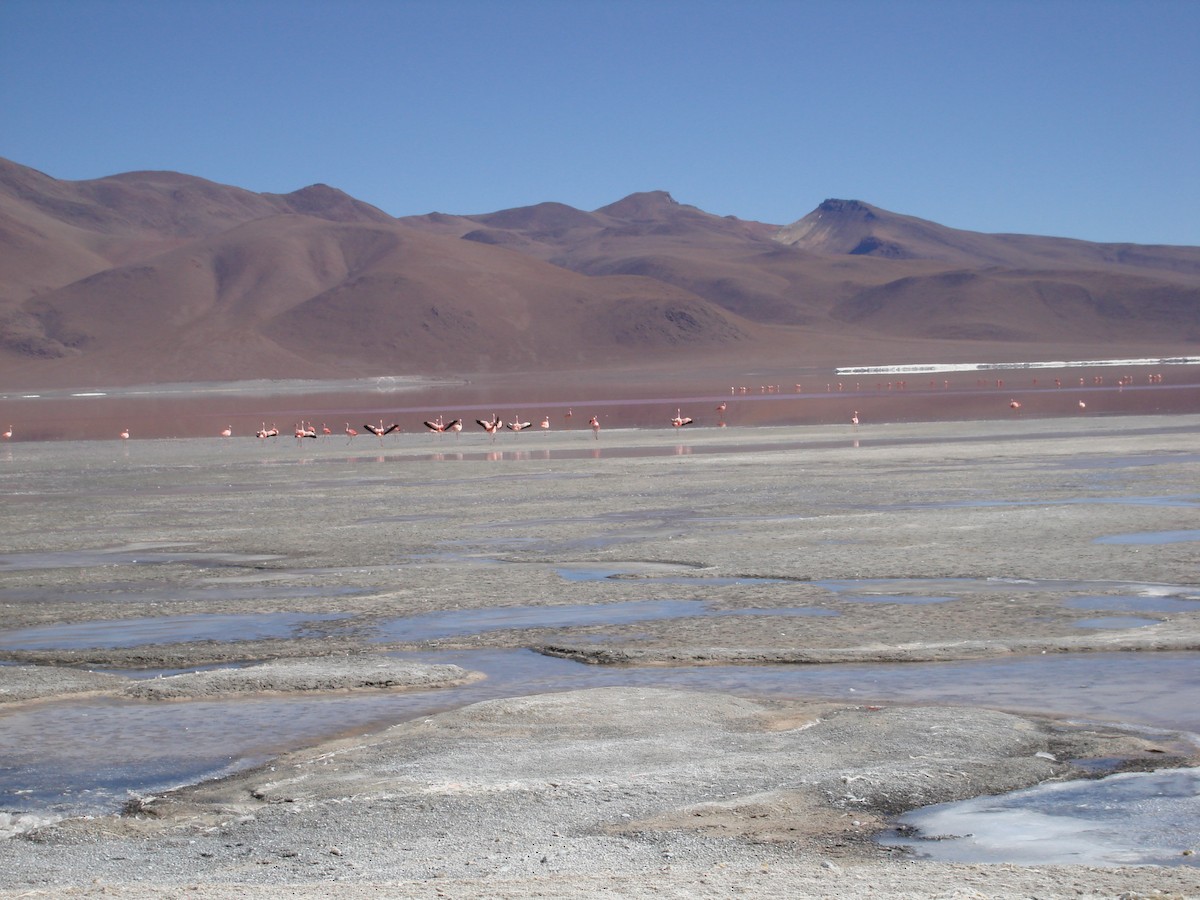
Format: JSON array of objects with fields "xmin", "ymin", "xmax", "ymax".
[{"xmin": 1, "ymin": 158, "xmax": 1197, "ymax": 390}]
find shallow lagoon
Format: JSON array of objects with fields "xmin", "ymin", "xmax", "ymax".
[{"xmin": 2, "ymin": 413, "xmax": 1199, "ymax": 866}]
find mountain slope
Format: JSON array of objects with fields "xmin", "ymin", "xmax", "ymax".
[
  {"xmin": 776, "ymin": 199, "xmax": 1200, "ymax": 283},
  {"xmin": 8, "ymin": 212, "xmax": 760, "ymax": 385},
  {"xmin": 1, "ymin": 158, "xmax": 1198, "ymax": 389}
]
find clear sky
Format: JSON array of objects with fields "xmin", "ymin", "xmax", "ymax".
[{"xmin": 2, "ymin": 0, "xmax": 1197, "ymax": 245}]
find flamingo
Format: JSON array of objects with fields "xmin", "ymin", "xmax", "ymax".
[
  {"xmin": 716, "ymin": 402, "xmax": 727, "ymax": 413},
  {"xmin": 2, "ymin": 425, "xmax": 11, "ymax": 439},
  {"xmin": 564, "ymin": 408, "xmax": 573, "ymax": 423},
  {"xmin": 476, "ymin": 414, "xmax": 502, "ymax": 441},
  {"xmin": 507, "ymin": 417, "xmax": 532, "ymax": 433},
  {"xmin": 671, "ymin": 409, "xmax": 694, "ymax": 428},
  {"xmin": 220, "ymin": 425, "xmax": 233, "ymax": 438},
  {"xmin": 321, "ymin": 423, "xmax": 332, "ymax": 438},
  {"xmin": 423, "ymin": 415, "xmax": 446, "ymax": 433},
  {"xmin": 344, "ymin": 423, "xmax": 358, "ymax": 442},
  {"xmin": 589, "ymin": 415, "xmax": 600, "ymax": 439},
  {"xmin": 119, "ymin": 428, "xmax": 130, "ymax": 440},
  {"xmin": 540, "ymin": 416, "xmax": 550, "ymax": 430},
  {"xmin": 257, "ymin": 423, "xmax": 279, "ymax": 439},
  {"xmin": 1009, "ymin": 399, "xmax": 1022, "ymax": 411},
  {"xmin": 1078, "ymin": 400, "xmax": 1087, "ymax": 410},
  {"xmin": 295, "ymin": 422, "xmax": 317, "ymax": 441},
  {"xmin": 447, "ymin": 418, "xmax": 463, "ymax": 438},
  {"xmin": 364, "ymin": 420, "xmax": 399, "ymax": 440},
  {"xmin": 851, "ymin": 411, "xmax": 859, "ymax": 426}
]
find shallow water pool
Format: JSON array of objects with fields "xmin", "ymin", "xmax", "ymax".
[
  {"xmin": 883, "ymin": 766, "xmax": 1200, "ymax": 867},
  {"xmin": 3, "ymin": 649, "xmax": 1198, "ymax": 821}
]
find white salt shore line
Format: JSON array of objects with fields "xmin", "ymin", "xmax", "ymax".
[{"xmin": 837, "ymin": 356, "xmax": 1200, "ymax": 375}]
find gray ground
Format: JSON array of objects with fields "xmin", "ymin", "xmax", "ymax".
[{"xmin": 1, "ymin": 415, "xmax": 1199, "ymax": 898}]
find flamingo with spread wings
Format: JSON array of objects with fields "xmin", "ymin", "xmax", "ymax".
[
  {"xmin": 476, "ymin": 414, "xmax": 502, "ymax": 441},
  {"xmin": 364, "ymin": 420, "xmax": 399, "ymax": 440}
]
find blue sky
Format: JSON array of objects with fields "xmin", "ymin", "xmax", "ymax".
[{"xmin": 2, "ymin": 0, "xmax": 1197, "ymax": 244}]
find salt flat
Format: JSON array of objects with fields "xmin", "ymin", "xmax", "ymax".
[{"xmin": 1, "ymin": 415, "xmax": 1198, "ymax": 897}]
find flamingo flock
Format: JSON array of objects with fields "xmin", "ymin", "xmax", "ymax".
[{"xmin": 4, "ymin": 370, "xmax": 1164, "ymax": 444}]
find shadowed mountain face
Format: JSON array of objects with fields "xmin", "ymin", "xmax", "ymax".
[{"xmin": 1, "ymin": 157, "xmax": 1197, "ymax": 389}]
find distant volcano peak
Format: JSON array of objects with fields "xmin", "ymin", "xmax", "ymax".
[
  {"xmin": 597, "ymin": 190, "xmax": 683, "ymax": 219},
  {"xmin": 817, "ymin": 198, "xmax": 875, "ymax": 219}
]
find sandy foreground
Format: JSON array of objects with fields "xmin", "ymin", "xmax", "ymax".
[{"xmin": 1, "ymin": 414, "xmax": 1199, "ymax": 898}]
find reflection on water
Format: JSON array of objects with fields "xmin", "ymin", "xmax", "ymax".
[
  {"xmin": 5, "ymin": 365, "xmax": 1200, "ymax": 440},
  {"xmin": 1065, "ymin": 595, "xmax": 1200, "ymax": 614},
  {"xmin": 3, "ymin": 650, "xmax": 1199, "ymax": 820},
  {"xmin": 1073, "ymin": 616, "xmax": 1161, "ymax": 630},
  {"xmin": 0, "ymin": 613, "xmax": 354, "ymax": 651},
  {"xmin": 1095, "ymin": 529, "xmax": 1200, "ymax": 545}
]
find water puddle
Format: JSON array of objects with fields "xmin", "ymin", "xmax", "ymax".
[
  {"xmin": 370, "ymin": 599, "xmax": 837, "ymax": 643},
  {"xmin": 0, "ymin": 583, "xmax": 369, "ymax": 605},
  {"xmin": 1065, "ymin": 595, "xmax": 1200, "ymax": 614},
  {"xmin": 900, "ymin": 495, "xmax": 1200, "ymax": 511},
  {"xmin": 0, "ymin": 543, "xmax": 282, "ymax": 572},
  {"xmin": 553, "ymin": 562, "xmax": 786, "ymax": 586},
  {"xmin": 0, "ymin": 612, "xmax": 354, "ymax": 651},
  {"xmin": 1095, "ymin": 530, "xmax": 1200, "ymax": 545},
  {"xmin": 1072, "ymin": 616, "xmax": 1161, "ymax": 630},
  {"xmin": 3, "ymin": 650, "xmax": 1199, "ymax": 820},
  {"xmin": 882, "ymin": 767, "xmax": 1200, "ymax": 867},
  {"xmin": 554, "ymin": 561, "xmax": 706, "ymax": 580},
  {"xmin": 0, "ymin": 693, "xmax": 412, "ymax": 816}
]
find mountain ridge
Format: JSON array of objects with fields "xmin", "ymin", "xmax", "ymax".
[{"xmin": 1, "ymin": 157, "xmax": 1197, "ymax": 389}]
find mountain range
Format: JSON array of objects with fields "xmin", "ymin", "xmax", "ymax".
[{"xmin": 2, "ymin": 157, "xmax": 1198, "ymax": 390}]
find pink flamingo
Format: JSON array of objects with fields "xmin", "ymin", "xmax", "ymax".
[
  {"xmin": 364, "ymin": 420, "xmax": 399, "ymax": 440},
  {"xmin": 476, "ymin": 414, "xmax": 502, "ymax": 442},
  {"xmin": 589, "ymin": 415, "xmax": 600, "ymax": 439}
]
